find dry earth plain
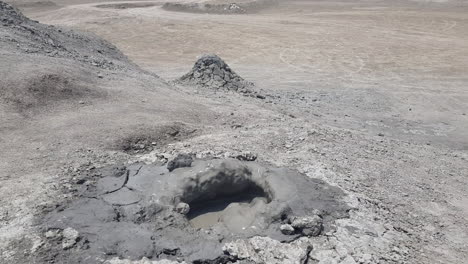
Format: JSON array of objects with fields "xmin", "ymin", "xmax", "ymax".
[{"xmin": 1, "ymin": 0, "xmax": 468, "ymax": 263}]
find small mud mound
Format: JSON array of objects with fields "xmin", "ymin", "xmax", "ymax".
[
  {"xmin": 38, "ymin": 159, "xmax": 350, "ymax": 263},
  {"xmin": 177, "ymin": 54, "xmax": 253, "ymax": 92},
  {"xmin": 95, "ymin": 2, "xmax": 160, "ymax": 10}
]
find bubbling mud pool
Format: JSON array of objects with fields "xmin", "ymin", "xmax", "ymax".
[
  {"xmin": 181, "ymin": 164, "xmax": 272, "ymax": 231},
  {"xmin": 188, "ymin": 195, "xmax": 269, "ymax": 230}
]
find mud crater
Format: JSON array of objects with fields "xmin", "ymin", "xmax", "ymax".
[
  {"xmin": 39, "ymin": 158, "xmax": 350, "ymax": 263},
  {"xmin": 180, "ymin": 165, "xmax": 272, "ymax": 230}
]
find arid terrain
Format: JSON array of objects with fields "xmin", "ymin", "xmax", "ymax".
[{"xmin": 1, "ymin": 0, "xmax": 467, "ymax": 263}]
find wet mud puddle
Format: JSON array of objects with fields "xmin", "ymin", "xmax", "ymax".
[{"xmin": 188, "ymin": 195, "xmax": 269, "ymax": 230}]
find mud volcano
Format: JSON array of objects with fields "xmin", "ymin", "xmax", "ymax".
[
  {"xmin": 177, "ymin": 54, "xmax": 253, "ymax": 92},
  {"xmin": 40, "ymin": 159, "xmax": 349, "ymax": 263}
]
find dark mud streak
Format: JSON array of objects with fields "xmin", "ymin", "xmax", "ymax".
[
  {"xmin": 127, "ymin": 165, "xmax": 143, "ymax": 190},
  {"xmin": 302, "ymin": 245, "xmax": 313, "ymax": 264},
  {"xmin": 101, "ymin": 165, "xmax": 142, "ymax": 194},
  {"xmin": 102, "ymin": 169, "xmax": 130, "ymax": 194}
]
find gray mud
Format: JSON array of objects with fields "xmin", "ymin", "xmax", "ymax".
[{"xmin": 39, "ymin": 159, "xmax": 349, "ymax": 263}]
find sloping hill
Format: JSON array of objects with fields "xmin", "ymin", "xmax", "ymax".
[{"xmin": 0, "ymin": 1, "xmax": 132, "ymax": 69}]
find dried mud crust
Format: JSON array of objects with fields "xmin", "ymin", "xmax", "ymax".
[
  {"xmin": 37, "ymin": 159, "xmax": 349, "ymax": 263},
  {"xmin": 113, "ymin": 123, "xmax": 199, "ymax": 154}
]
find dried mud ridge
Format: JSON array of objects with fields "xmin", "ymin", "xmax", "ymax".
[
  {"xmin": 38, "ymin": 158, "xmax": 349, "ymax": 263},
  {"xmin": 95, "ymin": 3, "xmax": 161, "ymax": 10},
  {"xmin": 162, "ymin": 2, "xmax": 247, "ymax": 15},
  {"xmin": 162, "ymin": 0, "xmax": 276, "ymax": 15}
]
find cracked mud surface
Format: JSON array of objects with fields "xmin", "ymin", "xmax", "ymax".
[{"xmin": 40, "ymin": 159, "xmax": 349, "ymax": 263}]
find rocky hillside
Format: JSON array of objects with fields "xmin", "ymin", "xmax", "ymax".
[
  {"xmin": 0, "ymin": 1, "xmax": 132, "ymax": 69},
  {"xmin": 0, "ymin": 1, "xmax": 143, "ymax": 113}
]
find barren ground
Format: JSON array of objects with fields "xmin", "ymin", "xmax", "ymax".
[{"xmin": 1, "ymin": 0, "xmax": 468, "ymax": 263}]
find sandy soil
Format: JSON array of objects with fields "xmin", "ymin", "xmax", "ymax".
[{"xmin": 1, "ymin": 0, "xmax": 468, "ymax": 263}]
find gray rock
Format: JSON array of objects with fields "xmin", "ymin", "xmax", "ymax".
[
  {"xmin": 175, "ymin": 202, "xmax": 190, "ymax": 215},
  {"xmin": 213, "ymin": 75, "xmax": 224, "ymax": 82},
  {"xmin": 105, "ymin": 257, "xmax": 186, "ymax": 264},
  {"xmin": 280, "ymin": 224, "xmax": 295, "ymax": 235},
  {"xmin": 235, "ymin": 151, "xmax": 257, "ymax": 161},
  {"xmin": 223, "ymin": 236, "xmax": 312, "ymax": 264},
  {"xmin": 291, "ymin": 215, "xmax": 323, "ymax": 237},
  {"xmin": 62, "ymin": 227, "xmax": 79, "ymax": 250},
  {"xmin": 167, "ymin": 154, "xmax": 193, "ymax": 172},
  {"xmin": 212, "ymin": 66, "xmax": 223, "ymax": 77},
  {"xmin": 45, "ymin": 229, "xmax": 62, "ymax": 239}
]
